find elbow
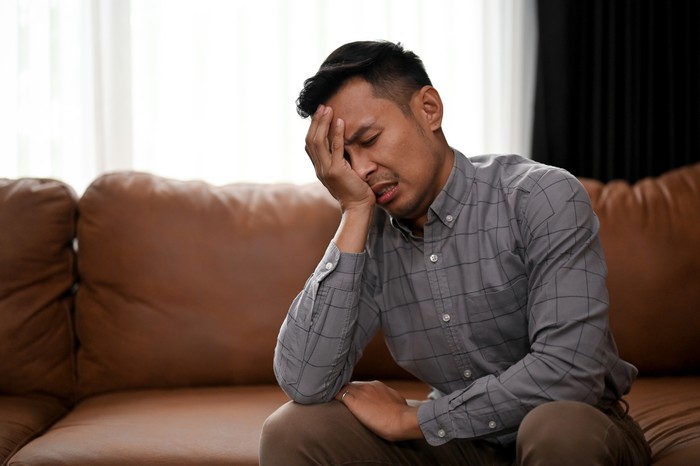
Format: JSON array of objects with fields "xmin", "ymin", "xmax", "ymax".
[
  {"xmin": 278, "ymin": 382, "xmax": 337, "ymax": 405},
  {"xmin": 273, "ymin": 365, "xmax": 337, "ymax": 405},
  {"xmin": 285, "ymin": 390, "xmax": 334, "ymax": 405}
]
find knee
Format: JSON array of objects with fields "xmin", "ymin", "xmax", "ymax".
[
  {"xmin": 259, "ymin": 401, "xmax": 350, "ymax": 466},
  {"xmin": 259, "ymin": 401, "xmax": 311, "ymax": 463},
  {"xmin": 517, "ymin": 401, "xmax": 616, "ymax": 466}
]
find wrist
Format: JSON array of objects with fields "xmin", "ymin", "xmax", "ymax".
[
  {"xmin": 332, "ymin": 203, "xmax": 374, "ymax": 253},
  {"xmin": 340, "ymin": 197, "xmax": 375, "ymax": 216},
  {"xmin": 398, "ymin": 406, "xmax": 423, "ymax": 441},
  {"xmin": 383, "ymin": 405, "xmax": 422, "ymax": 442}
]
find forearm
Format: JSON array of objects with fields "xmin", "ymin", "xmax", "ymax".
[
  {"xmin": 333, "ymin": 204, "xmax": 374, "ymax": 253},
  {"xmin": 273, "ymin": 242, "xmax": 374, "ymax": 403},
  {"xmin": 274, "ymin": 306, "xmax": 355, "ymax": 403},
  {"xmin": 417, "ymin": 346, "xmax": 605, "ymax": 446}
]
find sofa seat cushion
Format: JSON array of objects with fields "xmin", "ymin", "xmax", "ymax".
[
  {"xmin": 626, "ymin": 377, "xmax": 700, "ymax": 465},
  {"xmin": 0, "ymin": 396, "xmax": 68, "ymax": 466},
  {"xmin": 7, "ymin": 381, "xmax": 430, "ymax": 466},
  {"xmin": 8, "ymin": 386, "xmax": 290, "ymax": 466}
]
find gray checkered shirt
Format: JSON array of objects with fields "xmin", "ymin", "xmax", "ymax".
[{"xmin": 274, "ymin": 151, "xmax": 637, "ymax": 447}]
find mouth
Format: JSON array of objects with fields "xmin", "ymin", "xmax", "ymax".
[{"xmin": 373, "ymin": 183, "xmax": 399, "ymax": 205}]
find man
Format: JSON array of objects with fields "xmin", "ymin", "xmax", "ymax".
[{"xmin": 260, "ymin": 41, "xmax": 651, "ymax": 465}]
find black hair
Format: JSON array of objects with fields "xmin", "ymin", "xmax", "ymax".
[{"xmin": 296, "ymin": 40, "xmax": 432, "ymax": 118}]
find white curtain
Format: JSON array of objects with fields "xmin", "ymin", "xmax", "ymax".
[{"xmin": 0, "ymin": 0, "xmax": 537, "ymax": 194}]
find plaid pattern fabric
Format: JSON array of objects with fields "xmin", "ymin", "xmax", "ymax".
[{"xmin": 274, "ymin": 152, "xmax": 637, "ymax": 447}]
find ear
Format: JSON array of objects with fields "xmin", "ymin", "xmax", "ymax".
[{"xmin": 413, "ymin": 86, "xmax": 443, "ymax": 132}]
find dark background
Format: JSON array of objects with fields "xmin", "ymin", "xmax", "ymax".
[{"xmin": 532, "ymin": 0, "xmax": 700, "ymax": 183}]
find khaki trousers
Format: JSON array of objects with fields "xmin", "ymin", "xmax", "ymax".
[{"xmin": 259, "ymin": 399, "xmax": 651, "ymax": 465}]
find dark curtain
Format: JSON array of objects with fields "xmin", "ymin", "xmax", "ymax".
[{"xmin": 532, "ymin": 0, "xmax": 700, "ymax": 183}]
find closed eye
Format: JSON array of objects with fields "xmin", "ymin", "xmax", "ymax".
[{"xmin": 362, "ymin": 134, "xmax": 379, "ymax": 147}]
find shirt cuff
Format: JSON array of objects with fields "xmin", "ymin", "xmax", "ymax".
[
  {"xmin": 417, "ymin": 385, "xmax": 516, "ymax": 446},
  {"xmin": 312, "ymin": 241, "xmax": 365, "ymax": 292},
  {"xmin": 418, "ymin": 397, "xmax": 455, "ymax": 446}
]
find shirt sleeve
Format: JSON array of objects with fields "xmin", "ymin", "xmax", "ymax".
[
  {"xmin": 273, "ymin": 241, "xmax": 381, "ymax": 404},
  {"xmin": 418, "ymin": 168, "xmax": 629, "ymax": 446}
]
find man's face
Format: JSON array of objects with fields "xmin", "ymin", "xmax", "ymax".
[{"xmin": 324, "ymin": 77, "xmax": 453, "ymax": 230}]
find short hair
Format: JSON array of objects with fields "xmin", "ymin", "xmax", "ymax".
[{"xmin": 296, "ymin": 40, "xmax": 433, "ymax": 118}]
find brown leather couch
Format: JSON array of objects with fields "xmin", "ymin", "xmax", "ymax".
[{"xmin": 2, "ymin": 162, "xmax": 699, "ymax": 466}]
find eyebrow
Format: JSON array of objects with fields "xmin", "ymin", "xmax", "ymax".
[{"xmin": 345, "ymin": 121, "xmax": 376, "ymax": 146}]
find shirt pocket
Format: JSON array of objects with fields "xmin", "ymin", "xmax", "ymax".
[{"xmin": 466, "ymin": 277, "xmax": 529, "ymax": 365}]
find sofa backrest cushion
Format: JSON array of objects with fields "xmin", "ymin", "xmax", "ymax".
[
  {"xmin": 76, "ymin": 172, "xmax": 408, "ymax": 397},
  {"xmin": 580, "ymin": 162, "xmax": 700, "ymax": 375},
  {"xmin": 0, "ymin": 179, "xmax": 77, "ymax": 402}
]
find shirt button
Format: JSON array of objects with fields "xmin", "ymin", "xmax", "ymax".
[
  {"xmin": 429, "ymin": 254, "xmax": 438, "ymax": 263},
  {"xmin": 488, "ymin": 421, "xmax": 497, "ymax": 429},
  {"xmin": 463, "ymin": 370, "xmax": 472, "ymax": 379},
  {"xmin": 446, "ymin": 214, "xmax": 454, "ymax": 222},
  {"xmin": 437, "ymin": 428, "xmax": 446, "ymax": 438},
  {"xmin": 325, "ymin": 262, "xmax": 333, "ymax": 270},
  {"xmin": 442, "ymin": 313, "xmax": 451, "ymax": 322}
]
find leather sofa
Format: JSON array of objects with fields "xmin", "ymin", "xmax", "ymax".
[{"xmin": 1, "ymin": 161, "xmax": 699, "ymax": 466}]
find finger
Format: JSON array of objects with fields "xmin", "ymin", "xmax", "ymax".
[
  {"xmin": 336, "ymin": 381, "xmax": 359, "ymax": 401},
  {"xmin": 329, "ymin": 118, "xmax": 345, "ymax": 162},
  {"xmin": 308, "ymin": 105, "xmax": 333, "ymax": 154},
  {"xmin": 304, "ymin": 105, "xmax": 326, "ymax": 175},
  {"xmin": 335, "ymin": 385, "xmax": 349, "ymax": 402},
  {"xmin": 306, "ymin": 108, "xmax": 336, "ymax": 179},
  {"xmin": 304, "ymin": 105, "xmax": 327, "ymax": 160}
]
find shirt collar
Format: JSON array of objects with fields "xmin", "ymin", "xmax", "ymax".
[{"xmin": 390, "ymin": 149, "xmax": 474, "ymax": 233}]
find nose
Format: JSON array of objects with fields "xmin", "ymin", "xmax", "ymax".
[{"xmin": 346, "ymin": 150, "xmax": 377, "ymax": 181}]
